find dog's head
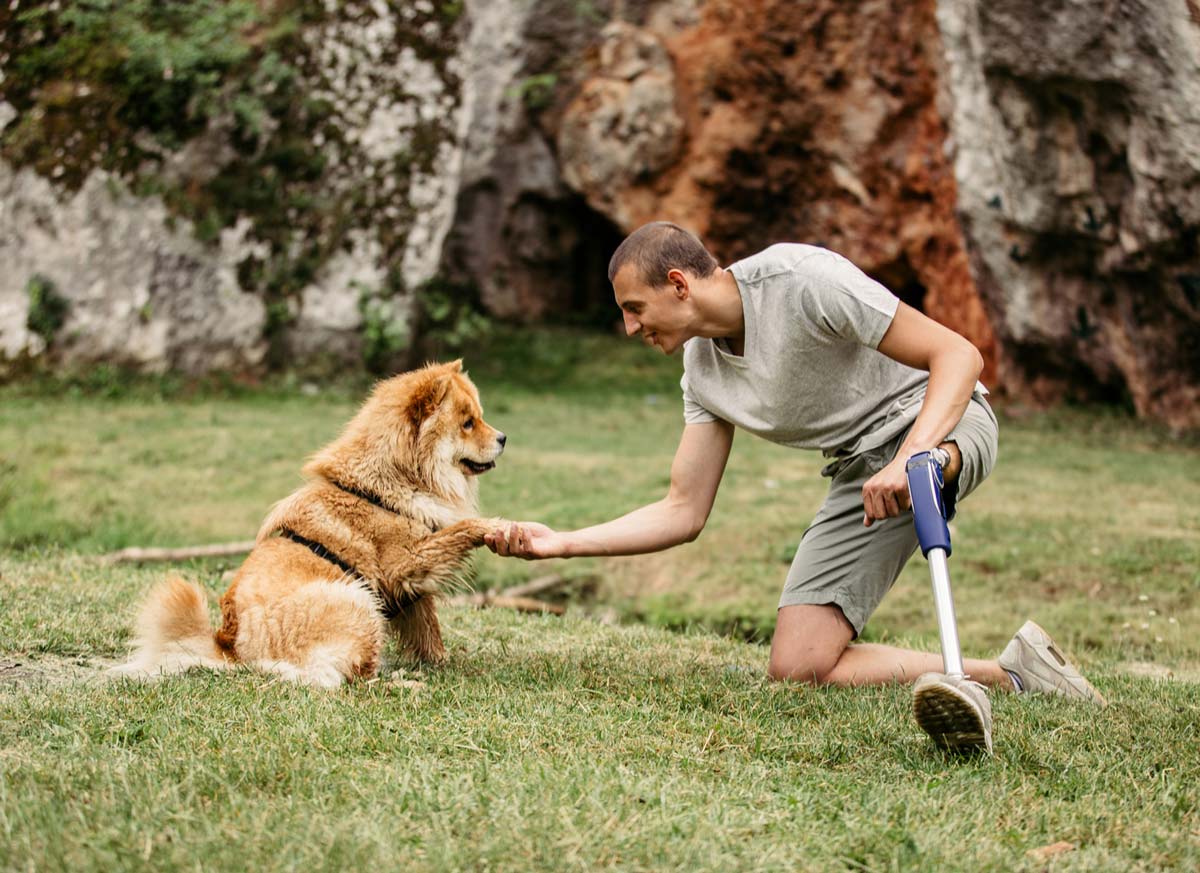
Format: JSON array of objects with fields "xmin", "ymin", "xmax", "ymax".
[
  {"xmin": 307, "ymin": 360, "xmax": 505, "ymax": 505},
  {"xmin": 398, "ymin": 359, "xmax": 506, "ymax": 480}
]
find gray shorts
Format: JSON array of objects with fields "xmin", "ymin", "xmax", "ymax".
[{"xmin": 778, "ymin": 393, "xmax": 999, "ymax": 636}]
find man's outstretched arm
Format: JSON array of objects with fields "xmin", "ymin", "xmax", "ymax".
[{"xmin": 484, "ymin": 419, "xmax": 734, "ymax": 559}]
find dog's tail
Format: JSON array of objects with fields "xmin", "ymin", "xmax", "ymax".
[{"xmin": 108, "ymin": 577, "xmax": 232, "ymax": 680}]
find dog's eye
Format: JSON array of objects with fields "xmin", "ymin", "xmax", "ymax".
[{"xmin": 463, "ymin": 418, "xmax": 475, "ymax": 431}]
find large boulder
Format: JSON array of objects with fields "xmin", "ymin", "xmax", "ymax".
[
  {"xmin": 551, "ymin": 0, "xmax": 999, "ymax": 380},
  {"xmin": 0, "ymin": 0, "xmax": 466, "ymax": 373},
  {"xmin": 0, "ymin": 161, "xmax": 267, "ymax": 373},
  {"xmin": 936, "ymin": 0, "xmax": 1200, "ymax": 428}
]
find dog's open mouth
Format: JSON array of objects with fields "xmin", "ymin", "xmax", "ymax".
[{"xmin": 460, "ymin": 458, "xmax": 496, "ymax": 475}]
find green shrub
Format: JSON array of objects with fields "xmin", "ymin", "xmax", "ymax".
[
  {"xmin": 509, "ymin": 73, "xmax": 559, "ymax": 111},
  {"xmin": 25, "ymin": 274, "xmax": 68, "ymax": 344},
  {"xmin": 358, "ymin": 281, "xmax": 412, "ymax": 374},
  {"xmin": 415, "ymin": 275, "xmax": 492, "ymax": 359},
  {"xmin": 7, "ymin": 0, "xmax": 261, "ymax": 148}
]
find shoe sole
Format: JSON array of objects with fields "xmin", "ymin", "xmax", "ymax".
[
  {"xmin": 1012, "ymin": 621, "xmax": 1108, "ymax": 706},
  {"xmin": 913, "ymin": 681, "xmax": 993, "ymax": 755}
]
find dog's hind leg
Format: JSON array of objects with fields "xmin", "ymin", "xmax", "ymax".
[
  {"xmin": 388, "ymin": 595, "xmax": 445, "ymax": 664},
  {"xmin": 238, "ymin": 581, "xmax": 385, "ymax": 688}
]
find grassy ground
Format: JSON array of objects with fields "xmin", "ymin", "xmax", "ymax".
[{"xmin": 2, "ymin": 329, "xmax": 1198, "ymax": 871}]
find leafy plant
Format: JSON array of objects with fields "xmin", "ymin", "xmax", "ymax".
[
  {"xmin": 25, "ymin": 274, "xmax": 68, "ymax": 344},
  {"xmin": 7, "ymin": 0, "xmax": 260, "ymax": 148},
  {"xmin": 415, "ymin": 276, "xmax": 491, "ymax": 359},
  {"xmin": 358, "ymin": 282, "xmax": 412, "ymax": 374},
  {"xmin": 508, "ymin": 73, "xmax": 558, "ymax": 111}
]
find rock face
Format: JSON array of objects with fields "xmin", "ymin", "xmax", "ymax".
[
  {"xmin": 0, "ymin": 162, "xmax": 267, "ymax": 373},
  {"xmin": 554, "ymin": 0, "xmax": 998, "ymax": 382},
  {"xmin": 1, "ymin": 0, "xmax": 1198, "ymax": 427},
  {"xmin": 937, "ymin": 0, "xmax": 1200, "ymax": 428},
  {"xmin": 0, "ymin": 0, "xmax": 466, "ymax": 374},
  {"xmin": 437, "ymin": 0, "xmax": 624, "ymax": 322}
]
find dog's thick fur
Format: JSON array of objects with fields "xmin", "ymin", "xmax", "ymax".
[{"xmin": 111, "ymin": 360, "xmax": 506, "ymax": 688}]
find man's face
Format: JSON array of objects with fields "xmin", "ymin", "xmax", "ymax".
[{"xmin": 612, "ymin": 265, "xmax": 690, "ymax": 355}]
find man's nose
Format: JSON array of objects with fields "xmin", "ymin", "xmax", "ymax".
[{"xmin": 622, "ymin": 311, "xmax": 640, "ymax": 336}]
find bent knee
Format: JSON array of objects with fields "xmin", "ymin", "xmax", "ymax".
[{"xmin": 767, "ymin": 653, "xmax": 842, "ymax": 685}]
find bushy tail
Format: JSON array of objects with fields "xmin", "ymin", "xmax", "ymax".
[{"xmin": 108, "ymin": 577, "xmax": 232, "ymax": 680}]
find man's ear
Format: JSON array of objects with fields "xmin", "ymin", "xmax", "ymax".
[{"xmin": 667, "ymin": 268, "xmax": 690, "ymax": 300}]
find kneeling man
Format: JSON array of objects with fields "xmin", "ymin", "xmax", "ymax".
[{"xmin": 487, "ymin": 221, "xmax": 1104, "ymax": 753}]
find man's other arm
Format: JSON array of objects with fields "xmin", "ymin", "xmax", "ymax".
[{"xmin": 861, "ymin": 300, "xmax": 984, "ymax": 526}]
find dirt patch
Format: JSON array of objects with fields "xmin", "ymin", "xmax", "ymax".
[{"xmin": 0, "ymin": 655, "xmax": 118, "ymax": 686}]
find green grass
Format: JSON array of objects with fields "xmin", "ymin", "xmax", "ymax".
[{"xmin": 2, "ymin": 328, "xmax": 1199, "ymax": 871}]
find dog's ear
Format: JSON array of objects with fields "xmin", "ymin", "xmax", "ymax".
[
  {"xmin": 407, "ymin": 371, "xmax": 453, "ymax": 428},
  {"xmin": 447, "ymin": 359, "xmax": 463, "ymax": 373}
]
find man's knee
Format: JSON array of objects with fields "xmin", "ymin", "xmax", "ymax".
[
  {"xmin": 767, "ymin": 649, "xmax": 844, "ymax": 684},
  {"xmin": 767, "ymin": 636, "xmax": 849, "ymax": 685},
  {"xmin": 768, "ymin": 603, "xmax": 855, "ymax": 684},
  {"xmin": 772, "ymin": 604, "xmax": 859, "ymax": 685}
]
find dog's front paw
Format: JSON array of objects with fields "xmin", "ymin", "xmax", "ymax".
[{"xmin": 466, "ymin": 517, "xmax": 511, "ymax": 546}]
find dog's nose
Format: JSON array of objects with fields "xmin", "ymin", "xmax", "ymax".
[{"xmin": 496, "ymin": 432, "xmax": 507, "ymax": 448}]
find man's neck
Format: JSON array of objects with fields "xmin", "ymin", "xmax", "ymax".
[{"xmin": 692, "ymin": 268, "xmax": 745, "ymax": 345}]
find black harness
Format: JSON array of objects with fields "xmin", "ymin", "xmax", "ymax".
[
  {"xmin": 279, "ymin": 528, "xmax": 359, "ymax": 578},
  {"xmin": 277, "ymin": 480, "xmax": 424, "ymax": 619}
]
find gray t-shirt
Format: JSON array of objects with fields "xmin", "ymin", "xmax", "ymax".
[{"xmin": 681, "ymin": 243, "xmax": 987, "ymax": 457}]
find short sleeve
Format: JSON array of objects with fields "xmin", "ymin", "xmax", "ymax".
[
  {"xmin": 798, "ymin": 252, "xmax": 900, "ymax": 349},
  {"xmin": 681, "ymin": 372, "xmax": 717, "ymax": 425}
]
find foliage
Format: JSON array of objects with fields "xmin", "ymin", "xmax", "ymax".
[
  {"xmin": 509, "ymin": 72, "xmax": 559, "ymax": 111},
  {"xmin": 1, "ymin": 0, "xmax": 265, "ymax": 182},
  {"xmin": 24, "ymin": 274, "xmax": 68, "ymax": 344},
  {"xmin": 357, "ymin": 280, "xmax": 412, "ymax": 375},
  {"xmin": 412, "ymin": 276, "xmax": 493, "ymax": 362}
]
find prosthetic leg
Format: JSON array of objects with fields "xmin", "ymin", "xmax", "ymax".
[
  {"xmin": 906, "ymin": 449, "xmax": 963, "ymax": 677},
  {"xmin": 906, "ymin": 450, "xmax": 992, "ymax": 753}
]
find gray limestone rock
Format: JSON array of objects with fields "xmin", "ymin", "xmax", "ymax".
[
  {"xmin": 0, "ymin": 163, "xmax": 266, "ymax": 373},
  {"xmin": 937, "ymin": 0, "xmax": 1200, "ymax": 428}
]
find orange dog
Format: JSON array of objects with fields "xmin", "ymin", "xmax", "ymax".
[{"xmin": 111, "ymin": 360, "xmax": 506, "ymax": 687}]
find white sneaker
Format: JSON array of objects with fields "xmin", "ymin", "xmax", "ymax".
[
  {"xmin": 913, "ymin": 672, "xmax": 993, "ymax": 755},
  {"xmin": 999, "ymin": 620, "xmax": 1106, "ymax": 706}
]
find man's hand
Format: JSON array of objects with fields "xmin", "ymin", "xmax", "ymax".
[
  {"xmin": 861, "ymin": 457, "xmax": 912, "ymax": 527},
  {"xmin": 484, "ymin": 522, "xmax": 565, "ymax": 559}
]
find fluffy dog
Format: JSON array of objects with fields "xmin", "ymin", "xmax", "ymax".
[{"xmin": 111, "ymin": 360, "xmax": 506, "ymax": 687}]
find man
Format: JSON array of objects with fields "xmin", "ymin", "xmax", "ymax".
[{"xmin": 485, "ymin": 221, "xmax": 1105, "ymax": 753}]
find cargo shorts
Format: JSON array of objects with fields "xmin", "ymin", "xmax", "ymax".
[{"xmin": 778, "ymin": 393, "xmax": 999, "ymax": 636}]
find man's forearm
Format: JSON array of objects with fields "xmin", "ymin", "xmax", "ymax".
[
  {"xmin": 897, "ymin": 344, "xmax": 984, "ymax": 458},
  {"xmin": 560, "ymin": 497, "xmax": 701, "ymax": 557}
]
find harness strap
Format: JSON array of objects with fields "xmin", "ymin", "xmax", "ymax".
[
  {"xmin": 279, "ymin": 528, "xmax": 359, "ymax": 578},
  {"xmin": 327, "ymin": 479, "xmax": 441, "ymax": 532},
  {"xmin": 277, "ymin": 528, "xmax": 420, "ymax": 620}
]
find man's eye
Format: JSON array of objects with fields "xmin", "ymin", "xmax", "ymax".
[{"xmin": 463, "ymin": 418, "xmax": 475, "ymax": 431}]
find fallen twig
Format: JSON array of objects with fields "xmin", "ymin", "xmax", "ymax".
[
  {"xmin": 450, "ymin": 593, "xmax": 566, "ymax": 615},
  {"xmin": 102, "ymin": 541, "xmax": 257, "ymax": 564},
  {"xmin": 503, "ymin": 573, "xmax": 594, "ymax": 598}
]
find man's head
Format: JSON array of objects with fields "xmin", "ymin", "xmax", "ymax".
[{"xmin": 608, "ymin": 222, "xmax": 719, "ymax": 354}]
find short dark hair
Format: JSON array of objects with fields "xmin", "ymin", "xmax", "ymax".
[{"xmin": 607, "ymin": 221, "xmax": 719, "ymax": 286}]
